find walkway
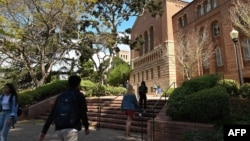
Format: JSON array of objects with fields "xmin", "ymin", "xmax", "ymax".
[{"xmin": 8, "ymin": 120, "xmax": 145, "ymax": 141}]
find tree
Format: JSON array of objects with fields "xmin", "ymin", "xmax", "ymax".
[
  {"xmin": 174, "ymin": 27, "xmax": 215, "ymax": 80},
  {"xmin": 0, "ymin": 0, "xmax": 96, "ymax": 87},
  {"xmin": 107, "ymin": 62, "xmax": 131, "ymax": 86},
  {"xmin": 229, "ymin": 0, "xmax": 250, "ymax": 37},
  {"xmin": 82, "ymin": 0, "xmax": 163, "ymax": 83}
]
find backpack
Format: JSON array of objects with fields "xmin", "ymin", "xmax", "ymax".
[
  {"xmin": 0, "ymin": 94, "xmax": 22, "ymax": 117},
  {"xmin": 53, "ymin": 90, "xmax": 79, "ymax": 129}
]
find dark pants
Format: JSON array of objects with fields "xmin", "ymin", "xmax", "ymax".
[{"xmin": 139, "ymin": 94, "xmax": 147, "ymax": 109}]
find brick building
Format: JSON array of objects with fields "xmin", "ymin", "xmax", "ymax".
[
  {"xmin": 129, "ymin": 0, "xmax": 188, "ymax": 94},
  {"xmin": 173, "ymin": 0, "xmax": 250, "ymax": 86}
]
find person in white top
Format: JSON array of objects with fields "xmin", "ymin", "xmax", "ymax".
[{"xmin": 0, "ymin": 83, "xmax": 19, "ymax": 141}]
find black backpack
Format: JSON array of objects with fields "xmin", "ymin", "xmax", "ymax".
[{"xmin": 53, "ymin": 90, "xmax": 79, "ymax": 129}]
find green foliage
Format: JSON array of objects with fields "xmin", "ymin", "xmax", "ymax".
[
  {"xmin": 81, "ymin": 80, "xmax": 126, "ymax": 96},
  {"xmin": 217, "ymin": 79, "xmax": 239, "ymax": 96},
  {"xmin": 166, "ymin": 87, "xmax": 188, "ymax": 119},
  {"xmin": 167, "ymin": 87, "xmax": 230, "ymax": 123},
  {"xmin": 183, "ymin": 128, "xmax": 223, "ymax": 141},
  {"xmin": 162, "ymin": 87, "xmax": 175, "ymax": 97},
  {"xmin": 19, "ymin": 80, "xmax": 67, "ymax": 107},
  {"xmin": 239, "ymin": 83, "xmax": 250, "ymax": 98},
  {"xmin": 181, "ymin": 74, "xmax": 221, "ymax": 94},
  {"xmin": 0, "ymin": 1, "xmax": 95, "ymax": 87},
  {"xmin": 229, "ymin": 98, "xmax": 250, "ymax": 124},
  {"xmin": 107, "ymin": 63, "xmax": 131, "ymax": 86},
  {"xmin": 105, "ymin": 85, "xmax": 126, "ymax": 96},
  {"xmin": 19, "ymin": 79, "xmax": 126, "ymax": 107},
  {"xmin": 166, "ymin": 74, "xmax": 230, "ymax": 124}
]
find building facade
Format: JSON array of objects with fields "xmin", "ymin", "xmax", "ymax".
[
  {"xmin": 117, "ymin": 50, "xmax": 130, "ymax": 64},
  {"xmin": 173, "ymin": 0, "xmax": 250, "ymax": 86},
  {"xmin": 130, "ymin": 0, "xmax": 188, "ymax": 94}
]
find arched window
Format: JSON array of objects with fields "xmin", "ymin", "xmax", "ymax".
[
  {"xmin": 144, "ymin": 31, "xmax": 149, "ymax": 54},
  {"xmin": 211, "ymin": 0, "xmax": 217, "ymax": 8},
  {"xmin": 149, "ymin": 26, "xmax": 154, "ymax": 51},
  {"xmin": 215, "ymin": 47, "xmax": 223, "ymax": 66},
  {"xmin": 212, "ymin": 21, "xmax": 220, "ymax": 37},
  {"xmin": 242, "ymin": 38, "xmax": 250, "ymax": 60}
]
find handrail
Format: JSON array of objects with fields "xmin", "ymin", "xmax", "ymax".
[
  {"xmin": 150, "ymin": 82, "xmax": 176, "ymax": 141},
  {"xmin": 96, "ymin": 93, "xmax": 124, "ymax": 131}
]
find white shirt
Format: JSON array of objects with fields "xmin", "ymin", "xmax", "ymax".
[{"xmin": 1, "ymin": 95, "xmax": 10, "ymax": 110}]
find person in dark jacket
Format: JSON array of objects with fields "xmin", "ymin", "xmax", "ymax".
[
  {"xmin": 121, "ymin": 83, "xmax": 140, "ymax": 138},
  {"xmin": 39, "ymin": 75, "xmax": 89, "ymax": 141},
  {"xmin": 138, "ymin": 81, "xmax": 148, "ymax": 111}
]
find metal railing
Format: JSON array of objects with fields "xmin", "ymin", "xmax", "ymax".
[
  {"xmin": 96, "ymin": 93, "xmax": 124, "ymax": 131},
  {"xmin": 149, "ymin": 82, "xmax": 176, "ymax": 141}
]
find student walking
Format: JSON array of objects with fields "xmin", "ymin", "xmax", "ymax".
[
  {"xmin": 0, "ymin": 83, "xmax": 19, "ymax": 141},
  {"xmin": 138, "ymin": 81, "xmax": 148, "ymax": 111},
  {"xmin": 121, "ymin": 83, "xmax": 140, "ymax": 138},
  {"xmin": 39, "ymin": 75, "xmax": 90, "ymax": 141}
]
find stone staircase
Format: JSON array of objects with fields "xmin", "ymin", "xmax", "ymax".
[
  {"xmin": 35, "ymin": 96, "xmax": 166, "ymax": 134},
  {"xmin": 87, "ymin": 96, "xmax": 166, "ymax": 133}
]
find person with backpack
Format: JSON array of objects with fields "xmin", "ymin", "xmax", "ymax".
[
  {"xmin": 39, "ymin": 75, "xmax": 90, "ymax": 141},
  {"xmin": 0, "ymin": 83, "xmax": 19, "ymax": 141},
  {"xmin": 138, "ymin": 81, "xmax": 148, "ymax": 112},
  {"xmin": 121, "ymin": 83, "xmax": 140, "ymax": 138}
]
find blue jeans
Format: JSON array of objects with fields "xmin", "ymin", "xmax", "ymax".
[{"xmin": 0, "ymin": 112, "xmax": 12, "ymax": 141}]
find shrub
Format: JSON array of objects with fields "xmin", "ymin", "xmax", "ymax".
[
  {"xmin": 181, "ymin": 74, "xmax": 221, "ymax": 94},
  {"xmin": 162, "ymin": 87, "xmax": 175, "ymax": 97},
  {"xmin": 217, "ymin": 79, "xmax": 239, "ymax": 96},
  {"xmin": 166, "ymin": 87, "xmax": 230, "ymax": 123},
  {"xmin": 166, "ymin": 87, "xmax": 189, "ymax": 119},
  {"xmin": 19, "ymin": 80, "xmax": 67, "ymax": 107},
  {"xmin": 239, "ymin": 83, "xmax": 250, "ymax": 98},
  {"xmin": 183, "ymin": 128, "xmax": 223, "ymax": 141}
]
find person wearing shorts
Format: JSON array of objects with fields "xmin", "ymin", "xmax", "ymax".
[{"xmin": 121, "ymin": 83, "xmax": 140, "ymax": 138}]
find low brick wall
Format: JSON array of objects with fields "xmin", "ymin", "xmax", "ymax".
[
  {"xmin": 20, "ymin": 95, "xmax": 58, "ymax": 120},
  {"xmin": 147, "ymin": 104, "xmax": 214, "ymax": 141}
]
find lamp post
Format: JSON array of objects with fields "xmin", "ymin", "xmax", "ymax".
[{"xmin": 230, "ymin": 29, "xmax": 243, "ymax": 85}]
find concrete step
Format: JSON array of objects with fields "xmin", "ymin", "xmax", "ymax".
[{"xmin": 35, "ymin": 96, "xmax": 167, "ymax": 134}]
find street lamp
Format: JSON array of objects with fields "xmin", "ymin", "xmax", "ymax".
[{"xmin": 230, "ymin": 29, "xmax": 244, "ymax": 85}]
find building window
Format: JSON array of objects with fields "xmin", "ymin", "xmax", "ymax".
[
  {"xmin": 179, "ymin": 14, "xmax": 188, "ymax": 27},
  {"xmin": 149, "ymin": 26, "xmax": 154, "ymax": 51},
  {"xmin": 206, "ymin": 0, "xmax": 211, "ymax": 12},
  {"xmin": 215, "ymin": 47, "xmax": 223, "ymax": 66},
  {"xmin": 151, "ymin": 68, "xmax": 154, "ymax": 79},
  {"xmin": 142, "ymin": 71, "xmax": 144, "ymax": 81},
  {"xmin": 211, "ymin": 0, "xmax": 217, "ymax": 8},
  {"xmin": 137, "ymin": 72, "xmax": 140, "ymax": 82},
  {"xmin": 183, "ymin": 14, "xmax": 187, "ymax": 26},
  {"xmin": 133, "ymin": 74, "xmax": 135, "ymax": 83},
  {"xmin": 242, "ymin": 38, "xmax": 250, "ymax": 60},
  {"xmin": 146, "ymin": 70, "xmax": 148, "ymax": 80},
  {"xmin": 179, "ymin": 17, "xmax": 184, "ymax": 27},
  {"xmin": 200, "ymin": 5, "xmax": 204, "ymax": 16},
  {"xmin": 157, "ymin": 66, "xmax": 160, "ymax": 78},
  {"xmin": 197, "ymin": 5, "xmax": 201, "ymax": 16},
  {"xmin": 212, "ymin": 21, "xmax": 220, "ymax": 37},
  {"xmin": 144, "ymin": 31, "xmax": 149, "ymax": 54},
  {"xmin": 202, "ymin": 51, "xmax": 210, "ymax": 69}
]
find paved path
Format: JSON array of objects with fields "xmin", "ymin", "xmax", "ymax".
[{"xmin": 8, "ymin": 120, "xmax": 145, "ymax": 141}]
